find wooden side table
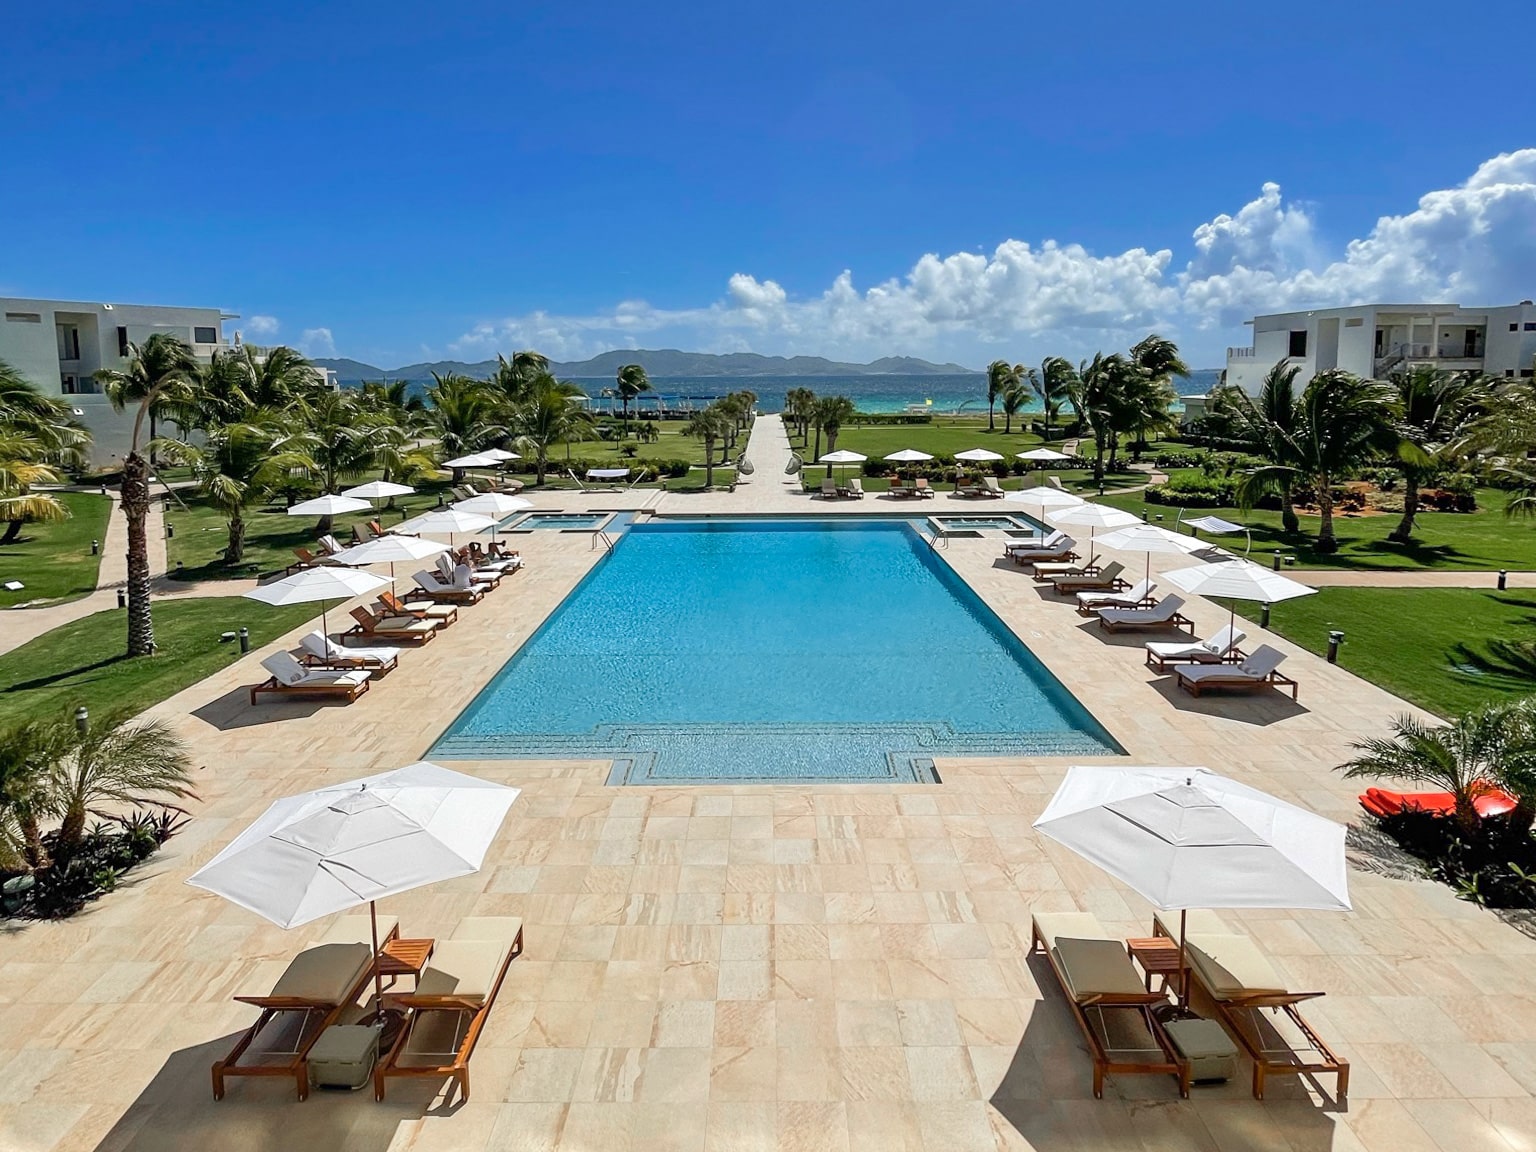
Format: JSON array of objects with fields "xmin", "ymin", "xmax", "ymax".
[
  {"xmin": 1126, "ymin": 936, "xmax": 1184, "ymax": 996},
  {"xmin": 378, "ymin": 938, "xmax": 435, "ymax": 989}
]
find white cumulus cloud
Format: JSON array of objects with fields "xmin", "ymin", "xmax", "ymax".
[
  {"xmin": 445, "ymin": 149, "xmax": 1536, "ymax": 366},
  {"xmin": 244, "ymin": 314, "xmax": 280, "ymax": 337},
  {"xmin": 298, "ymin": 327, "xmax": 336, "ymax": 358}
]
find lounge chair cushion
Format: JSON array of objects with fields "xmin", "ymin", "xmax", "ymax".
[
  {"xmin": 375, "ymin": 616, "xmax": 434, "ymax": 632},
  {"xmin": 1053, "ymin": 937, "xmax": 1148, "ymax": 1001},
  {"xmin": 264, "ymin": 942, "xmax": 372, "ymax": 1003},
  {"xmin": 1032, "ymin": 911, "xmax": 1109, "ymax": 951},
  {"xmin": 414, "ymin": 940, "xmax": 511, "ymax": 1003},
  {"xmin": 1185, "ymin": 934, "xmax": 1290, "ymax": 999},
  {"xmin": 1153, "ymin": 909, "xmax": 1229, "ymax": 939},
  {"xmin": 451, "ymin": 916, "xmax": 524, "ymax": 946},
  {"xmin": 315, "ymin": 914, "xmax": 400, "ymax": 946}
]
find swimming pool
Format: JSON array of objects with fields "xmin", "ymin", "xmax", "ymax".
[
  {"xmin": 431, "ymin": 518, "xmax": 1121, "ymax": 782},
  {"xmin": 511, "ymin": 512, "xmax": 611, "ymax": 531},
  {"xmin": 929, "ymin": 514, "xmax": 1039, "ymax": 534}
]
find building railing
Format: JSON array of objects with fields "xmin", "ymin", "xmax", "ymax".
[{"xmin": 1226, "ymin": 347, "xmax": 1256, "ymax": 359}]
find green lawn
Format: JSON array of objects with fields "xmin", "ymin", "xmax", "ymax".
[
  {"xmin": 1096, "ymin": 487, "xmax": 1536, "ymax": 573},
  {"xmin": 0, "ymin": 492, "xmax": 112, "ymax": 608},
  {"xmin": 0, "ymin": 598, "xmax": 319, "ymax": 727},
  {"xmin": 1232, "ymin": 588, "xmax": 1536, "ymax": 719}
]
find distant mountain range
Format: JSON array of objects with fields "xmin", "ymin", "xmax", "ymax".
[{"xmin": 313, "ymin": 348, "xmax": 980, "ymax": 382}]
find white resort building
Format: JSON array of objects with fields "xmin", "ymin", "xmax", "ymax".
[
  {"xmin": 0, "ymin": 296, "xmax": 232, "ymax": 465},
  {"xmin": 1223, "ymin": 300, "xmax": 1536, "ymax": 393}
]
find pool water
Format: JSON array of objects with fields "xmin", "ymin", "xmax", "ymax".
[
  {"xmin": 431, "ymin": 518, "xmax": 1120, "ymax": 782},
  {"xmin": 513, "ymin": 513, "xmax": 609, "ymax": 530},
  {"xmin": 930, "ymin": 515, "xmax": 1036, "ymax": 532}
]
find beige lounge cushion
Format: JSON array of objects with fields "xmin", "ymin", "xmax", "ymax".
[
  {"xmin": 1032, "ymin": 911, "xmax": 1109, "ymax": 952},
  {"xmin": 260, "ymin": 942, "xmax": 371, "ymax": 1003},
  {"xmin": 1153, "ymin": 909, "xmax": 1229, "ymax": 940},
  {"xmin": 1186, "ymin": 934, "xmax": 1289, "ymax": 999},
  {"xmin": 315, "ymin": 914, "xmax": 400, "ymax": 947},
  {"xmin": 1053, "ymin": 937, "xmax": 1146, "ymax": 1001},
  {"xmin": 414, "ymin": 940, "xmax": 510, "ymax": 1003},
  {"xmin": 452, "ymin": 917, "xmax": 523, "ymax": 947},
  {"xmin": 375, "ymin": 616, "xmax": 434, "ymax": 632}
]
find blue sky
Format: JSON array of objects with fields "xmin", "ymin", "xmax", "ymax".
[{"xmin": 3, "ymin": 1, "xmax": 1534, "ymax": 369}]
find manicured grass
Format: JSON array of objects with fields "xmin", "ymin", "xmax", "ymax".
[
  {"xmin": 1231, "ymin": 588, "xmax": 1536, "ymax": 718},
  {"xmin": 0, "ymin": 492, "xmax": 112, "ymax": 608},
  {"xmin": 1096, "ymin": 487, "xmax": 1536, "ymax": 572},
  {"xmin": 0, "ymin": 598, "xmax": 319, "ymax": 727}
]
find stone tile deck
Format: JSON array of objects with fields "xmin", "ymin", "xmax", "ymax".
[{"xmin": 2, "ymin": 432, "xmax": 1535, "ymax": 1150}]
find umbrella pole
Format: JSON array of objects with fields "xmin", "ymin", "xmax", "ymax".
[
  {"xmin": 371, "ymin": 899, "xmax": 384, "ymax": 1011},
  {"xmin": 1178, "ymin": 908, "xmax": 1189, "ymax": 1009}
]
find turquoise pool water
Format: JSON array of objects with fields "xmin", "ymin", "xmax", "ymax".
[
  {"xmin": 512, "ymin": 512, "xmax": 609, "ymax": 530},
  {"xmin": 431, "ymin": 518, "xmax": 1121, "ymax": 782}
]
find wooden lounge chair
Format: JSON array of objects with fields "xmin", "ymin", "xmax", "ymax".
[
  {"xmin": 213, "ymin": 941, "xmax": 376, "ymax": 1100},
  {"xmin": 1076, "ymin": 578, "xmax": 1156, "ymax": 615},
  {"xmin": 1030, "ymin": 911, "xmax": 1189, "ymax": 1099},
  {"xmin": 317, "ymin": 534, "xmax": 344, "ymax": 557},
  {"xmin": 375, "ymin": 917, "xmax": 524, "ymax": 1104},
  {"xmin": 840, "ymin": 477, "xmax": 865, "ymax": 499},
  {"xmin": 290, "ymin": 546, "xmax": 338, "ymax": 571},
  {"xmin": 1097, "ymin": 595, "xmax": 1195, "ymax": 634},
  {"xmin": 1052, "ymin": 560, "xmax": 1128, "ymax": 594},
  {"xmin": 378, "ymin": 588, "xmax": 458, "ymax": 624},
  {"xmin": 416, "ymin": 567, "xmax": 489, "ymax": 603},
  {"xmin": 1152, "ymin": 910, "xmax": 1348, "ymax": 1101},
  {"xmin": 1145, "ymin": 625, "xmax": 1246, "ymax": 670},
  {"xmin": 467, "ymin": 542, "xmax": 522, "ymax": 572},
  {"xmin": 1005, "ymin": 529, "xmax": 1070, "ymax": 558},
  {"xmin": 249, "ymin": 652, "xmax": 371, "ymax": 706},
  {"xmin": 345, "ymin": 606, "xmax": 440, "ymax": 644},
  {"xmin": 1174, "ymin": 644, "xmax": 1297, "ymax": 700},
  {"xmin": 436, "ymin": 553, "xmax": 501, "ymax": 589},
  {"xmin": 913, "ymin": 477, "xmax": 935, "ymax": 498},
  {"xmin": 298, "ymin": 630, "xmax": 400, "ymax": 674},
  {"xmin": 980, "ymin": 475, "xmax": 1006, "ymax": 498},
  {"xmin": 888, "ymin": 478, "xmax": 912, "ymax": 499},
  {"xmin": 1031, "ymin": 555, "xmax": 1099, "ymax": 580},
  {"xmin": 957, "ymin": 479, "xmax": 985, "ymax": 498},
  {"xmin": 819, "ymin": 478, "xmax": 840, "ymax": 499}
]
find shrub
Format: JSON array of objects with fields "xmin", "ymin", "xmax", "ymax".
[{"xmin": 1, "ymin": 809, "xmax": 187, "ymax": 920}]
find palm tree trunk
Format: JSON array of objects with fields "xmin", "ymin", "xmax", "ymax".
[
  {"xmin": 225, "ymin": 511, "xmax": 245, "ymax": 564},
  {"xmin": 1004, "ymin": 411, "xmax": 1012, "ymax": 435},
  {"xmin": 21, "ymin": 813, "xmax": 47, "ymax": 871},
  {"xmin": 704, "ymin": 440, "xmax": 715, "ymax": 487},
  {"xmin": 1093, "ymin": 432, "xmax": 1106, "ymax": 483},
  {"xmin": 57, "ymin": 806, "xmax": 86, "ymax": 858},
  {"xmin": 1280, "ymin": 481, "xmax": 1299, "ymax": 535},
  {"xmin": 1315, "ymin": 476, "xmax": 1339, "ymax": 553},
  {"xmin": 988, "ymin": 400, "xmax": 995, "ymax": 431},
  {"xmin": 0, "ymin": 519, "xmax": 22, "ymax": 546},
  {"xmin": 812, "ymin": 426, "xmax": 822, "ymax": 464},
  {"xmin": 121, "ymin": 452, "xmax": 155, "ymax": 656},
  {"xmin": 1389, "ymin": 475, "xmax": 1420, "ymax": 543}
]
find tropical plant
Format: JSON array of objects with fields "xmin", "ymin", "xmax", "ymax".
[
  {"xmin": 1237, "ymin": 369, "xmax": 1396, "ymax": 552},
  {"xmin": 784, "ymin": 387, "xmax": 817, "ymax": 443},
  {"xmin": 428, "ymin": 373, "xmax": 505, "ymax": 458},
  {"xmin": 0, "ymin": 717, "xmax": 67, "ymax": 870},
  {"xmin": 95, "ymin": 333, "xmax": 199, "ymax": 656},
  {"xmin": 1341, "ymin": 703, "xmax": 1536, "ymax": 835},
  {"xmin": 616, "ymin": 364, "xmax": 651, "ymax": 438},
  {"xmin": 489, "ymin": 351, "xmax": 550, "ymax": 406},
  {"xmin": 510, "ymin": 374, "xmax": 591, "ymax": 483},
  {"xmin": 813, "ymin": 395, "xmax": 857, "ymax": 474},
  {"xmin": 1000, "ymin": 378, "xmax": 1030, "ymax": 435},
  {"xmin": 1036, "ymin": 357, "xmax": 1077, "ymax": 441},
  {"xmin": 1125, "ymin": 335, "xmax": 1187, "ymax": 460},
  {"xmin": 44, "ymin": 710, "xmax": 194, "ymax": 857},
  {"xmin": 1384, "ymin": 367, "xmax": 1492, "ymax": 543},
  {"xmin": 1, "ymin": 362, "xmax": 88, "ymax": 543},
  {"xmin": 153, "ymin": 422, "xmax": 316, "ymax": 563},
  {"xmin": 986, "ymin": 360, "xmax": 1022, "ymax": 432},
  {"xmin": 234, "ymin": 344, "xmax": 321, "ymax": 412},
  {"xmin": 1209, "ymin": 362, "xmax": 1307, "ymax": 533},
  {"xmin": 1066, "ymin": 352, "xmax": 1128, "ymax": 484},
  {"xmin": 683, "ymin": 406, "xmax": 730, "ymax": 487}
]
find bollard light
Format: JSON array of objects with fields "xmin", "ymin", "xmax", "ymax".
[
  {"xmin": 1327, "ymin": 630, "xmax": 1344, "ymax": 664},
  {"xmin": 1260, "ymin": 602, "xmax": 1271, "ymax": 629},
  {"xmin": 238, "ymin": 626, "xmax": 250, "ymax": 654},
  {"xmin": 1499, "ymin": 569, "xmax": 1508, "ymax": 591},
  {"xmin": 74, "ymin": 705, "xmax": 88, "ymax": 734},
  {"xmin": 91, "ymin": 539, "xmax": 99, "ymax": 555},
  {"xmin": 1272, "ymin": 553, "xmax": 1282, "ymax": 571},
  {"xmin": 166, "ymin": 522, "xmax": 174, "ymax": 538},
  {"xmin": 116, "ymin": 588, "xmax": 126, "ymax": 609},
  {"xmin": 99, "ymin": 483, "xmax": 107, "ymax": 496}
]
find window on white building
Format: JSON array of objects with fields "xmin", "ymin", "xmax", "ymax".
[
  {"xmin": 5, "ymin": 312, "xmax": 41, "ymax": 323},
  {"xmin": 1288, "ymin": 330, "xmax": 1308, "ymax": 358},
  {"xmin": 194, "ymin": 326, "xmax": 217, "ymax": 344}
]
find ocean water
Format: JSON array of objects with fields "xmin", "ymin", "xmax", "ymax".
[
  {"xmin": 430, "ymin": 518, "xmax": 1121, "ymax": 783},
  {"xmin": 569, "ymin": 369, "xmax": 1221, "ymax": 416}
]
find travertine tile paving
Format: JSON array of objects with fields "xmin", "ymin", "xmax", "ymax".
[{"xmin": 1, "ymin": 485, "xmax": 1534, "ymax": 1150}]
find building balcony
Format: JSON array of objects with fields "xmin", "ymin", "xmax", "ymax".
[
  {"xmin": 1226, "ymin": 346, "xmax": 1256, "ymax": 360},
  {"xmin": 1374, "ymin": 344, "xmax": 1484, "ymax": 375}
]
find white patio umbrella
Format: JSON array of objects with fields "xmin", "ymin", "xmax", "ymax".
[
  {"xmin": 186, "ymin": 761, "xmax": 520, "ymax": 1008},
  {"xmin": 397, "ymin": 507, "xmax": 495, "ymax": 546},
  {"xmin": 883, "ymin": 449, "xmax": 934, "ymax": 462},
  {"xmin": 479, "ymin": 448, "xmax": 519, "ymax": 462},
  {"xmin": 1034, "ymin": 765, "xmax": 1350, "ymax": 1004},
  {"xmin": 341, "ymin": 480, "xmax": 415, "ymax": 501},
  {"xmin": 454, "ymin": 492, "xmax": 534, "ymax": 542},
  {"xmin": 1162, "ymin": 558, "xmax": 1316, "ymax": 635},
  {"xmin": 1178, "ymin": 513, "xmax": 1253, "ymax": 557},
  {"xmin": 244, "ymin": 566, "xmax": 390, "ymax": 638},
  {"xmin": 818, "ymin": 449, "xmax": 866, "ymax": 481},
  {"xmin": 1018, "ymin": 447, "xmax": 1071, "ymax": 462},
  {"xmin": 1005, "ymin": 487, "xmax": 1084, "ymax": 509},
  {"xmin": 954, "ymin": 448, "xmax": 1004, "ymax": 462},
  {"xmin": 327, "ymin": 534, "xmax": 450, "ymax": 593},
  {"xmin": 442, "ymin": 452, "xmax": 497, "ymax": 469},
  {"xmin": 1094, "ymin": 522, "xmax": 1207, "ymax": 584},
  {"xmin": 1047, "ymin": 501, "xmax": 1141, "ymax": 552},
  {"xmin": 287, "ymin": 493, "xmax": 371, "ymax": 518}
]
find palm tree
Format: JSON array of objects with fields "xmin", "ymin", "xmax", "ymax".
[
  {"xmin": 1239, "ymin": 370, "xmax": 1396, "ymax": 553},
  {"xmin": 784, "ymin": 387, "xmax": 816, "ymax": 443},
  {"xmin": 1218, "ymin": 361, "xmax": 1307, "ymax": 533},
  {"xmin": 0, "ymin": 717, "xmax": 68, "ymax": 870},
  {"xmin": 1067, "ymin": 352, "xmax": 1127, "ymax": 484},
  {"xmin": 1036, "ymin": 357, "xmax": 1078, "ymax": 441},
  {"xmin": 1385, "ymin": 367, "xmax": 1492, "ymax": 543},
  {"xmin": 616, "ymin": 365, "xmax": 651, "ymax": 438},
  {"xmin": 511, "ymin": 375, "xmax": 590, "ymax": 484},
  {"xmin": 489, "ymin": 351, "xmax": 550, "ymax": 405},
  {"xmin": 814, "ymin": 395, "xmax": 857, "ymax": 475},
  {"xmin": 985, "ymin": 360, "xmax": 1015, "ymax": 432},
  {"xmin": 0, "ymin": 364, "xmax": 88, "ymax": 545},
  {"xmin": 1000, "ymin": 379, "xmax": 1030, "ymax": 435},
  {"xmin": 1340, "ymin": 704, "xmax": 1536, "ymax": 835},
  {"xmin": 47, "ymin": 710, "xmax": 194, "ymax": 857},
  {"xmin": 95, "ymin": 333, "xmax": 198, "ymax": 656},
  {"xmin": 236, "ymin": 344, "xmax": 320, "ymax": 411},
  {"xmin": 428, "ymin": 373, "xmax": 505, "ymax": 458},
  {"xmin": 684, "ymin": 406, "xmax": 729, "ymax": 486},
  {"xmin": 154, "ymin": 421, "xmax": 315, "ymax": 563}
]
